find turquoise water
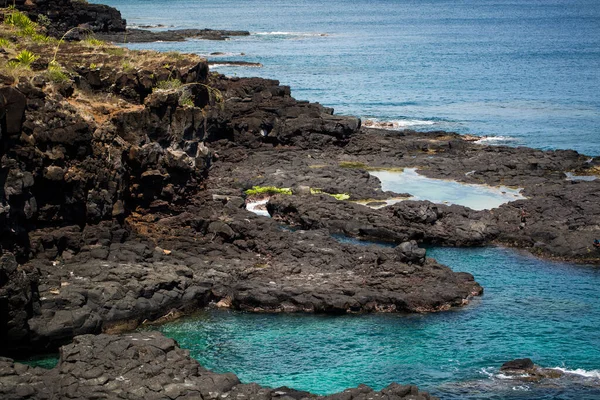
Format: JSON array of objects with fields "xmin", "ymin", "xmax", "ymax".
[
  {"xmin": 92, "ymin": 0, "xmax": 600, "ymax": 155},
  {"xmin": 80, "ymin": 1, "xmax": 600, "ymax": 397},
  {"xmin": 370, "ymin": 169, "xmax": 525, "ymax": 210},
  {"xmin": 155, "ymin": 246, "xmax": 600, "ymax": 399}
]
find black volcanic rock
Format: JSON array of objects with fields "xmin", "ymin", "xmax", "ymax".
[
  {"xmin": 500, "ymin": 358, "xmax": 535, "ymax": 371},
  {"xmin": 0, "ymin": 331, "xmax": 439, "ymax": 400},
  {"xmin": 16, "ymin": 0, "xmax": 126, "ymax": 37},
  {"xmin": 96, "ymin": 28, "xmax": 251, "ymax": 43},
  {"xmin": 0, "ymin": 253, "xmax": 40, "ymax": 354}
]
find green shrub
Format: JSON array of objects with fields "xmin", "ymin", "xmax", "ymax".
[
  {"xmin": 245, "ymin": 186, "xmax": 292, "ymax": 196},
  {"xmin": 0, "ymin": 37, "xmax": 10, "ymax": 48},
  {"xmin": 36, "ymin": 14, "xmax": 51, "ymax": 27}
]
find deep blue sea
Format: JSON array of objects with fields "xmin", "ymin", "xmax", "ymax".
[
  {"xmin": 80, "ymin": 1, "xmax": 600, "ymax": 398},
  {"xmin": 93, "ymin": 0, "xmax": 600, "ymax": 155}
]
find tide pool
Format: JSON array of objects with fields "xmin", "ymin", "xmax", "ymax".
[
  {"xmin": 154, "ymin": 246, "xmax": 600, "ymax": 399},
  {"xmin": 370, "ymin": 168, "xmax": 524, "ymax": 210}
]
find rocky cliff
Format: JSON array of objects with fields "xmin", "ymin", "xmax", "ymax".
[{"xmin": 0, "ymin": 8, "xmax": 483, "ymax": 357}]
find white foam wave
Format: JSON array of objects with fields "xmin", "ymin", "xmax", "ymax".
[
  {"xmin": 246, "ymin": 199, "xmax": 270, "ymax": 217},
  {"xmin": 363, "ymin": 119, "xmax": 437, "ymax": 129},
  {"xmin": 550, "ymin": 367, "xmax": 600, "ymax": 379},
  {"xmin": 208, "ymin": 63, "xmax": 262, "ymax": 68},
  {"xmin": 253, "ymin": 31, "xmax": 328, "ymax": 37},
  {"xmin": 474, "ymin": 135, "xmax": 515, "ymax": 144},
  {"xmin": 127, "ymin": 23, "xmax": 172, "ymax": 29},
  {"xmin": 205, "ymin": 52, "xmax": 242, "ymax": 57}
]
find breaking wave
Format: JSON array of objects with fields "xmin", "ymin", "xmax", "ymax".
[
  {"xmin": 363, "ymin": 118, "xmax": 437, "ymax": 129},
  {"xmin": 474, "ymin": 135, "xmax": 516, "ymax": 144},
  {"xmin": 253, "ymin": 31, "xmax": 328, "ymax": 37}
]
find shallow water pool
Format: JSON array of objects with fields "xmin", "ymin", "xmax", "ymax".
[
  {"xmin": 370, "ymin": 168, "xmax": 525, "ymax": 210},
  {"xmin": 155, "ymin": 246, "xmax": 600, "ymax": 399}
]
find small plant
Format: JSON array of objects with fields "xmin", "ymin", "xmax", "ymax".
[
  {"xmin": 121, "ymin": 60, "xmax": 135, "ymax": 73},
  {"xmin": 89, "ymin": 62, "xmax": 98, "ymax": 69},
  {"xmin": 32, "ymin": 32, "xmax": 52, "ymax": 43},
  {"xmin": 17, "ymin": 25, "xmax": 36, "ymax": 37},
  {"xmin": 46, "ymin": 62, "xmax": 69, "ymax": 83},
  {"xmin": 339, "ymin": 161, "xmax": 404, "ymax": 172},
  {"xmin": 339, "ymin": 161, "xmax": 370, "ymax": 169},
  {"xmin": 4, "ymin": 10, "xmax": 34, "ymax": 31},
  {"xmin": 179, "ymin": 92, "xmax": 194, "ymax": 107},
  {"xmin": 83, "ymin": 35, "xmax": 103, "ymax": 46},
  {"xmin": 105, "ymin": 47, "xmax": 126, "ymax": 56},
  {"xmin": 0, "ymin": 37, "xmax": 11, "ymax": 48},
  {"xmin": 165, "ymin": 51, "xmax": 184, "ymax": 61},
  {"xmin": 36, "ymin": 14, "xmax": 51, "ymax": 27},
  {"xmin": 310, "ymin": 188, "xmax": 350, "ymax": 201},
  {"xmin": 156, "ymin": 78, "xmax": 183, "ymax": 90},
  {"xmin": 14, "ymin": 49, "xmax": 38, "ymax": 67},
  {"xmin": 245, "ymin": 186, "xmax": 292, "ymax": 196}
]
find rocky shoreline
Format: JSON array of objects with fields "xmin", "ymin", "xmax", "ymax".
[
  {"xmin": 1, "ymin": 0, "xmax": 599, "ymax": 398},
  {"xmin": 95, "ymin": 28, "xmax": 251, "ymax": 43},
  {"xmin": 0, "ymin": 332, "xmax": 438, "ymax": 400}
]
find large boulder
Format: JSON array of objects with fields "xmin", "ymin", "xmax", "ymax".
[{"xmin": 0, "ymin": 253, "xmax": 40, "ymax": 354}]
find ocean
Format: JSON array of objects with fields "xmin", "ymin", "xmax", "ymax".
[
  {"xmin": 86, "ymin": 1, "xmax": 600, "ymax": 398},
  {"xmin": 93, "ymin": 0, "xmax": 600, "ymax": 155}
]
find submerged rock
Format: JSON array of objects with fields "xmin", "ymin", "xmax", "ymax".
[{"xmin": 499, "ymin": 358, "xmax": 565, "ymax": 382}]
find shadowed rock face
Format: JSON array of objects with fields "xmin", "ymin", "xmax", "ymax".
[
  {"xmin": 0, "ymin": 332, "xmax": 439, "ymax": 400},
  {"xmin": 0, "ymin": 253, "xmax": 39, "ymax": 350},
  {"xmin": 15, "ymin": 0, "xmax": 126, "ymax": 37}
]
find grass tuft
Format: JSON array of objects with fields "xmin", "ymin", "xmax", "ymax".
[
  {"xmin": 14, "ymin": 49, "xmax": 38, "ymax": 67},
  {"xmin": 339, "ymin": 161, "xmax": 404, "ymax": 172},
  {"xmin": 105, "ymin": 47, "xmax": 126, "ymax": 56},
  {"xmin": 245, "ymin": 186, "xmax": 292, "ymax": 196},
  {"xmin": 46, "ymin": 62, "xmax": 69, "ymax": 83},
  {"xmin": 309, "ymin": 188, "xmax": 350, "ymax": 200},
  {"xmin": 83, "ymin": 35, "xmax": 104, "ymax": 46},
  {"xmin": 4, "ymin": 10, "xmax": 34, "ymax": 31},
  {"xmin": 156, "ymin": 78, "xmax": 183, "ymax": 90},
  {"xmin": 179, "ymin": 92, "xmax": 194, "ymax": 107}
]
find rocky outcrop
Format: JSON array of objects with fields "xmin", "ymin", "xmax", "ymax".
[
  {"xmin": 9, "ymin": 195, "xmax": 480, "ymax": 350},
  {"xmin": 96, "ymin": 28, "xmax": 251, "ymax": 43},
  {"xmin": 499, "ymin": 358, "xmax": 565, "ymax": 382},
  {"xmin": 0, "ymin": 31, "xmax": 483, "ymax": 354},
  {"xmin": 209, "ymin": 125, "xmax": 599, "ymax": 263},
  {"xmin": 15, "ymin": 0, "xmax": 126, "ymax": 37},
  {"xmin": 0, "ymin": 253, "xmax": 40, "ymax": 354},
  {"xmin": 0, "ymin": 332, "xmax": 439, "ymax": 400}
]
